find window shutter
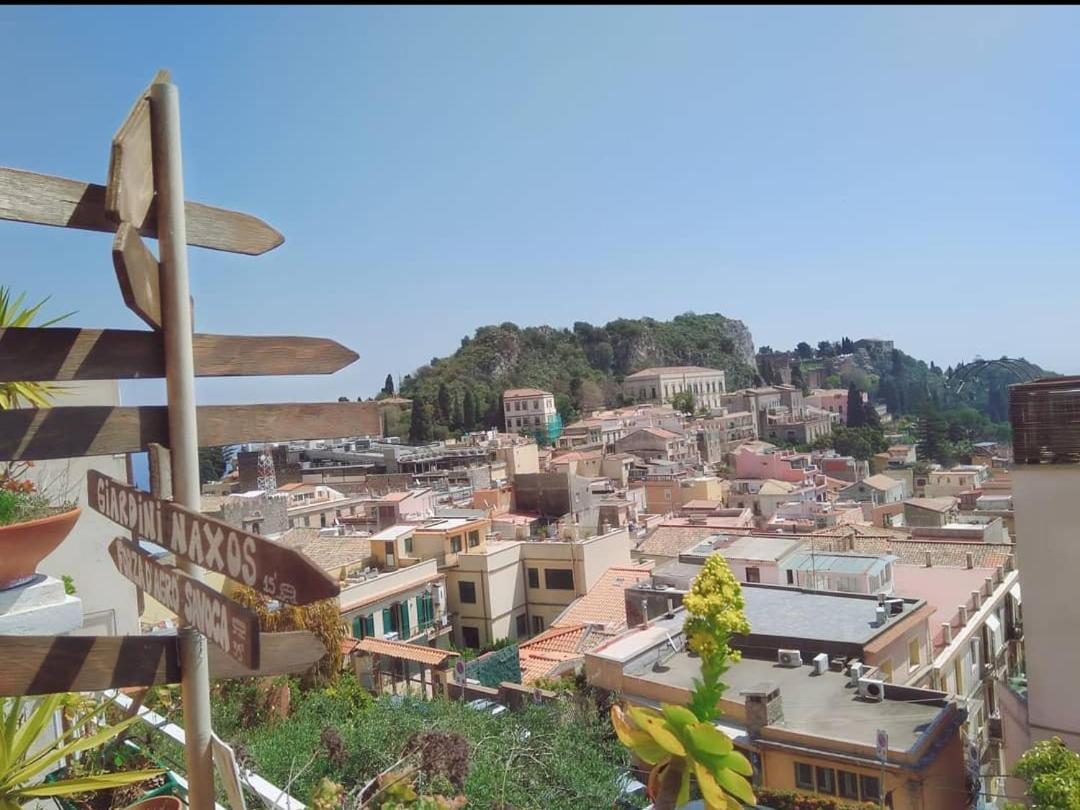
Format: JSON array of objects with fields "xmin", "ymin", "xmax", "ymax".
[
  {"xmin": 365, "ymin": 614, "xmax": 375, "ymax": 637},
  {"xmin": 382, "ymin": 607, "xmax": 393, "ymax": 635},
  {"xmin": 399, "ymin": 603, "xmax": 410, "ymax": 639},
  {"xmin": 352, "ymin": 616, "xmax": 362, "ymax": 638}
]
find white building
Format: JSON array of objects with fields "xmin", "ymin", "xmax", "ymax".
[
  {"xmin": 503, "ymin": 388, "xmax": 557, "ymax": 435},
  {"xmin": 622, "ymin": 366, "xmax": 727, "ymax": 411}
]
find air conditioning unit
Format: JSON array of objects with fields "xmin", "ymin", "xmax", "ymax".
[
  {"xmin": 858, "ymin": 677, "xmax": 885, "ymax": 701},
  {"xmin": 812, "ymin": 653, "xmax": 829, "ymax": 676},
  {"xmin": 848, "ymin": 661, "xmax": 864, "ymax": 686},
  {"xmin": 777, "ymin": 649, "xmax": 802, "ymax": 667},
  {"xmin": 885, "ymin": 598, "xmax": 905, "ymax": 616}
]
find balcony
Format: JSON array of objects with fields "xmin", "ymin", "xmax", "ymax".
[{"xmin": 988, "ymin": 715, "xmax": 1003, "ymax": 741}]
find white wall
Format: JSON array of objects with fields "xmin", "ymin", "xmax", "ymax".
[
  {"xmin": 1013, "ymin": 465, "xmax": 1080, "ymax": 750},
  {"xmin": 31, "ymin": 381, "xmax": 140, "ymax": 635}
]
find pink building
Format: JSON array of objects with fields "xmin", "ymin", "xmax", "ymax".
[
  {"xmin": 733, "ymin": 445, "xmax": 806, "ymax": 483},
  {"xmin": 807, "ymin": 388, "xmax": 863, "ymax": 425}
]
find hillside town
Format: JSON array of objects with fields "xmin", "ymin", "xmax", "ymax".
[
  {"xmin": 5, "ymin": 7, "xmax": 1080, "ymax": 810},
  {"xmin": 123, "ymin": 356, "xmax": 1033, "ymax": 809}
]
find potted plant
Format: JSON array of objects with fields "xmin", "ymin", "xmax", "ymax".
[
  {"xmin": 0, "ymin": 287, "xmax": 79, "ymax": 591},
  {"xmin": 0, "ymin": 693, "xmax": 163, "ymax": 810}
]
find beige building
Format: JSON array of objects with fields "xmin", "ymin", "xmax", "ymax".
[
  {"xmin": 503, "ymin": 388, "xmax": 557, "ymax": 435},
  {"xmin": 622, "ymin": 366, "xmax": 726, "ymax": 410},
  {"xmin": 443, "ymin": 526, "xmax": 632, "ymax": 649},
  {"xmin": 925, "ymin": 465, "xmax": 990, "ymax": 497}
]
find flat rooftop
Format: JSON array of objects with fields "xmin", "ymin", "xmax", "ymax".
[{"xmin": 626, "ymin": 652, "xmax": 943, "ymax": 751}]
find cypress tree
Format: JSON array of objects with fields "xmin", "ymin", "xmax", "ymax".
[
  {"xmin": 462, "ymin": 389, "xmax": 476, "ymax": 431},
  {"xmin": 437, "ymin": 382, "xmax": 452, "ymax": 423},
  {"xmin": 383, "ymin": 373, "xmax": 395, "ymax": 396},
  {"xmin": 409, "ymin": 399, "xmax": 432, "ymax": 443},
  {"xmin": 846, "ymin": 384, "xmax": 865, "ymax": 427}
]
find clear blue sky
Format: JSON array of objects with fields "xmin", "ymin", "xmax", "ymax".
[{"xmin": 3, "ymin": 5, "xmax": 1079, "ymax": 408}]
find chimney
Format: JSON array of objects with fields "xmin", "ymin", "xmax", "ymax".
[
  {"xmin": 665, "ymin": 598, "xmax": 675, "ymax": 619},
  {"xmin": 1006, "ymin": 554, "xmax": 1015, "ymax": 573},
  {"xmin": 924, "ymin": 551, "xmax": 932, "ymax": 568},
  {"xmin": 942, "ymin": 622, "xmax": 953, "ymax": 644},
  {"xmin": 971, "ymin": 590, "xmax": 981, "ymax": 610},
  {"xmin": 741, "ymin": 683, "xmax": 783, "ymax": 738},
  {"xmin": 966, "ymin": 552, "xmax": 974, "ymax": 570},
  {"xmin": 985, "ymin": 577, "xmax": 994, "ymax": 597},
  {"xmin": 994, "ymin": 566, "xmax": 1004, "ymax": 585},
  {"xmin": 958, "ymin": 605, "xmax": 969, "ymax": 625},
  {"xmin": 875, "ymin": 606, "xmax": 887, "ymax": 627}
]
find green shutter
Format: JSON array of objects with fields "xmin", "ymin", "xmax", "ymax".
[
  {"xmin": 400, "ymin": 603, "xmax": 410, "ymax": 639},
  {"xmin": 382, "ymin": 607, "xmax": 393, "ymax": 635},
  {"xmin": 352, "ymin": 616, "xmax": 362, "ymax": 638},
  {"xmin": 426, "ymin": 593, "xmax": 435, "ymax": 626},
  {"xmin": 365, "ymin": 614, "xmax": 375, "ymax": 637},
  {"xmin": 416, "ymin": 596, "xmax": 426, "ymax": 626}
]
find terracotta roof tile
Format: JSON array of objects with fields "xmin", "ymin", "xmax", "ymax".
[
  {"xmin": 352, "ymin": 637, "xmax": 459, "ymax": 666},
  {"xmin": 635, "ymin": 526, "xmax": 728, "ymax": 558},
  {"xmin": 553, "ymin": 564, "xmax": 654, "ymax": 630}
]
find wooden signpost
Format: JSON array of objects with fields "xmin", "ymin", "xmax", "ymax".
[
  {"xmin": 0, "ymin": 70, "xmax": 372, "ymax": 810},
  {"xmin": 0, "ymin": 401, "xmax": 386, "ymax": 460},
  {"xmin": 109, "ymin": 537, "xmax": 260, "ymax": 668},
  {"xmin": 89, "ymin": 471, "xmax": 338, "ymax": 606},
  {"xmin": 0, "ymin": 631, "xmax": 328, "ymax": 697},
  {"xmin": 0, "ymin": 326, "xmax": 359, "ymax": 381}
]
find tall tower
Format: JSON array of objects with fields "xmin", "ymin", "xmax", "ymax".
[{"xmin": 256, "ymin": 444, "xmax": 278, "ymax": 493}]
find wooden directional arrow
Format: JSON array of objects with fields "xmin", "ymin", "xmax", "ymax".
[
  {"xmin": 109, "ymin": 537, "xmax": 260, "ymax": 668},
  {"xmin": 89, "ymin": 471, "xmax": 339, "ymax": 606},
  {"xmin": 0, "ymin": 167, "xmax": 283, "ymax": 255},
  {"xmin": 0, "ymin": 400, "xmax": 396, "ymax": 460},
  {"xmin": 105, "ymin": 71, "xmax": 166, "ymax": 227},
  {"xmin": 113, "ymin": 223, "xmax": 163, "ymax": 328},
  {"xmin": 0, "ymin": 327, "xmax": 358, "ymax": 381},
  {"xmin": 0, "ymin": 631, "xmax": 327, "ymax": 697}
]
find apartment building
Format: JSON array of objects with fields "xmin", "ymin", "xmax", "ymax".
[
  {"xmin": 613, "ymin": 426, "xmax": 697, "ymax": 465},
  {"xmin": 839, "ymin": 473, "xmax": 907, "ymax": 506},
  {"xmin": 622, "ymin": 365, "xmax": 727, "ymax": 410},
  {"xmin": 586, "ymin": 609, "xmax": 966, "ymax": 810},
  {"xmin": 503, "ymin": 388, "xmax": 557, "ymax": 435},
  {"xmin": 926, "ymin": 465, "xmax": 990, "ymax": 498},
  {"xmin": 444, "ymin": 526, "xmax": 632, "ymax": 648}
]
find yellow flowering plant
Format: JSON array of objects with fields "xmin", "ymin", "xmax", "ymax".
[{"xmin": 611, "ymin": 555, "xmax": 754, "ymax": 809}]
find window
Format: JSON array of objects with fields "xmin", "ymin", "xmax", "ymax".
[
  {"xmin": 786, "ymin": 570, "xmax": 795, "ymax": 585},
  {"xmin": 532, "ymin": 615, "xmax": 545, "ymax": 634},
  {"xmin": 533, "ymin": 399, "xmax": 539, "ymax": 409},
  {"xmin": 462, "ymin": 626, "xmax": 480, "ymax": 649},
  {"xmin": 838, "ymin": 771, "xmax": 859, "ymax": 800},
  {"xmin": 516, "ymin": 613, "xmax": 528, "ymax": 637},
  {"xmin": 908, "ymin": 638, "xmax": 921, "ymax": 670},
  {"xmin": 859, "ymin": 775, "xmax": 881, "ymax": 802},
  {"xmin": 954, "ymin": 658, "xmax": 964, "ymax": 694},
  {"xmin": 404, "ymin": 537, "xmax": 413, "ymax": 554},
  {"xmin": 815, "ymin": 767, "xmax": 836, "ymax": 795},
  {"xmin": 450, "ymin": 535, "xmax": 462, "ymax": 553},
  {"xmin": 468, "ymin": 530, "xmax": 480, "ymax": 548},
  {"xmin": 795, "ymin": 762, "xmax": 814, "ymax": 791},
  {"xmin": 544, "ymin": 568, "xmax": 574, "ymax": 590},
  {"xmin": 745, "ymin": 567, "xmax": 761, "ymax": 584},
  {"xmin": 458, "ymin": 581, "xmax": 476, "ymax": 604},
  {"xmin": 527, "ymin": 568, "xmax": 539, "ymax": 588}
]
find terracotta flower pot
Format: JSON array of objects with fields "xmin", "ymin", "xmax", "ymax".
[
  {"xmin": 121, "ymin": 796, "xmax": 184, "ymax": 810},
  {"xmin": 0, "ymin": 506, "xmax": 80, "ymax": 590}
]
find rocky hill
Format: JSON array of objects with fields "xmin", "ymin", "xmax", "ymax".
[{"xmin": 396, "ymin": 312, "xmax": 757, "ymax": 433}]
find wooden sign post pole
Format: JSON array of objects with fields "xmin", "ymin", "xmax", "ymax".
[{"xmin": 150, "ymin": 77, "xmax": 214, "ymax": 810}]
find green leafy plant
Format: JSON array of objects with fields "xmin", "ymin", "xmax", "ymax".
[
  {"xmin": 611, "ymin": 554, "xmax": 754, "ymax": 809},
  {"xmin": 0, "ymin": 287, "xmax": 73, "ymax": 410},
  {"xmin": 1006, "ymin": 736, "xmax": 1080, "ymax": 809},
  {"xmin": 0, "ymin": 694, "xmax": 163, "ymax": 810},
  {"xmin": 62, "ymin": 575, "xmax": 76, "ymax": 596}
]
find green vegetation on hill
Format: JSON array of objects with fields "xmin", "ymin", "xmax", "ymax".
[{"xmin": 396, "ymin": 313, "xmax": 757, "ymax": 438}]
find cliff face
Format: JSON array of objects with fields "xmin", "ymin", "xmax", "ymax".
[{"xmin": 398, "ymin": 312, "xmax": 758, "ymax": 429}]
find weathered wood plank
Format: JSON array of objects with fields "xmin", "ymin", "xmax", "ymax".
[
  {"xmin": 106, "ymin": 95, "xmax": 155, "ymax": 227},
  {"xmin": 112, "ymin": 223, "xmax": 162, "ymax": 329},
  {"xmin": 0, "ymin": 631, "xmax": 327, "ymax": 696},
  {"xmin": 148, "ymin": 442, "xmax": 172, "ymax": 500},
  {"xmin": 91, "ymin": 472, "xmax": 340, "ymax": 606},
  {"xmin": 110, "ymin": 537, "xmax": 260, "ymax": 668},
  {"xmin": 0, "ymin": 167, "xmax": 284, "ymax": 255},
  {"xmin": 0, "ymin": 327, "xmax": 359, "ymax": 380},
  {"xmin": 0, "ymin": 402, "xmax": 389, "ymax": 460}
]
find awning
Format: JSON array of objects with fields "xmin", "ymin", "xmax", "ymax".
[{"xmin": 353, "ymin": 636, "xmax": 460, "ymax": 667}]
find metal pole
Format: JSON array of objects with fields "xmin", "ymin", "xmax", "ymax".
[{"xmin": 150, "ymin": 77, "xmax": 215, "ymax": 810}]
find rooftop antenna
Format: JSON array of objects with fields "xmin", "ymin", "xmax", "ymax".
[{"xmin": 256, "ymin": 444, "xmax": 278, "ymax": 493}]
